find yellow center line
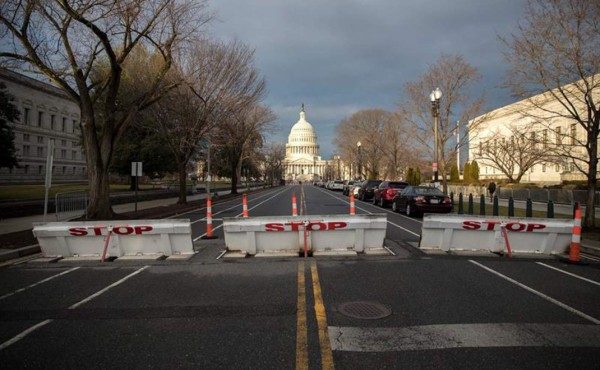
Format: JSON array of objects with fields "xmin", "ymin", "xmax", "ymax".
[
  {"xmin": 296, "ymin": 261, "xmax": 309, "ymax": 370},
  {"xmin": 311, "ymin": 261, "xmax": 335, "ymax": 370}
]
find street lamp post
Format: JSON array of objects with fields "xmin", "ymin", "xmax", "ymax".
[
  {"xmin": 430, "ymin": 87, "xmax": 442, "ymax": 188},
  {"xmin": 356, "ymin": 141, "xmax": 362, "ymax": 180},
  {"xmin": 335, "ymin": 155, "xmax": 341, "ymax": 179}
]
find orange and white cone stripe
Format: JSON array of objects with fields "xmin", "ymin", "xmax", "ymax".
[
  {"xmin": 243, "ymin": 193, "xmax": 249, "ymax": 218},
  {"xmin": 350, "ymin": 193, "xmax": 356, "ymax": 215},
  {"xmin": 206, "ymin": 198, "xmax": 214, "ymax": 238},
  {"xmin": 292, "ymin": 193, "xmax": 298, "ymax": 216},
  {"xmin": 569, "ymin": 202, "xmax": 581, "ymax": 262}
]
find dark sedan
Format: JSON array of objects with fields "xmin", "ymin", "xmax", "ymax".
[
  {"xmin": 372, "ymin": 181, "xmax": 409, "ymax": 207},
  {"xmin": 391, "ymin": 186, "xmax": 452, "ymax": 216},
  {"xmin": 357, "ymin": 180, "xmax": 382, "ymax": 201}
]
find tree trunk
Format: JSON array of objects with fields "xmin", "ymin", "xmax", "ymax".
[
  {"xmin": 584, "ymin": 137, "xmax": 598, "ymax": 229},
  {"xmin": 86, "ymin": 162, "xmax": 114, "ymax": 219},
  {"xmin": 230, "ymin": 155, "xmax": 240, "ymax": 194},
  {"xmin": 177, "ymin": 160, "xmax": 188, "ymax": 204}
]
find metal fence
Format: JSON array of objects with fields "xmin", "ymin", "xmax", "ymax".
[
  {"xmin": 55, "ymin": 191, "xmax": 88, "ymax": 221},
  {"xmin": 447, "ymin": 185, "xmax": 600, "ymax": 206}
]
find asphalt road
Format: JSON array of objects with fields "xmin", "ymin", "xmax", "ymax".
[{"xmin": 1, "ymin": 185, "xmax": 599, "ymax": 369}]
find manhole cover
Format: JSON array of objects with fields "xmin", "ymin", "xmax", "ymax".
[{"xmin": 337, "ymin": 301, "xmax": 392, "ymax": 320}]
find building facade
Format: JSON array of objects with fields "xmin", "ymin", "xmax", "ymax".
[
  {"xmin": 283, "ymin": 105, "xmax": 331, "ymax": 182},
  {"xmin": 0, "ymin": 68, "xmax": 86, "ymax": 184},
  {"xmin": 468, "ymin": 79, "xmax": 598, "ymax": 184}
]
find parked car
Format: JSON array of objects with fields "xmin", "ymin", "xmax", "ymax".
[
  {"xmin": 357, "ymin": 180, "xmax": 382, "ymax": 201},
  {"xmin": 344, "ymin": 180, "xmax": 362, "ymax": 196},
  {"xmin": 330, "ymin": 180, "xmax": 345, "ymax": 191},
  {"xmin": 391, "ymin": 185, "xmax": 452, "ymax": 216},
  {"xmin": 373, "ymin": 181, "xmax": 409, "ymax": 207}
]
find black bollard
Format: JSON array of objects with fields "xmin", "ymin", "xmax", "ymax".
[
  {"xmin": 468, "ymin": 193, "xmax": 474, "ymax": 215},
  {"xmin": 450, "ymin": 192, "xmax": 454, "ymax": 204},
  {"xmin": 479, "ymin": 194, "xmax": 486, "ymax": 215},
  {"xmin": 526, "ymin": 198, "xmax": 533, "ymax": 217},
  {"xmin": 508, "ymin": 197, "xmax": 514, "ymax": 217},
  {"xmin": 458, "ymin": 193, "xmax": 464, "ymax": 214},
  {"xmin": 493, "ymin": 195, "xmax": 499, "ymax": 216},
  {"xmin": 547, "ymin": 200, "xmax": 554, "ymax": 218}
]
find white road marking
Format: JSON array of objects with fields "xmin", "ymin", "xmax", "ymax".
[
  {"xmin": 0, "ymin": 267, "xmax": 80, "ymax": 300},
  {"xmin": 0, "ymin": 266, "xmax": 150, "ymax": 351},
  {"xmin": 536, "ymin": 262, "xmax": 600, "ymax": 286},
  {"xmin": 315, "ymin": 187, "xmax": 421, "ymax": 237},
  {"xmin": 194, "ymin": 187, "xmax": 292, "ymax": 241},
  {"xmin": 470, "ymin": 260, "xmax": 600, "ymax": 324},
  {"xmin": 329, "ymin": 323, "xmax": 600, "ymax": 352}
]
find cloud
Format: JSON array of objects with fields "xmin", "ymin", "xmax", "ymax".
[{"xmin": 207, "ymin": 0, "xmax": 528, "ymax": 159}]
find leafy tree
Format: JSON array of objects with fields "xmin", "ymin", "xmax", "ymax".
[
  {"xmin": 450, "ymin": 164, "xmax": 459, "ymax": 182},
  {"xmin": 463, "ymin": 162, "xmax": 472, "ymax": 183},
  {"xmin": 471, "ymin": 160, "xmax": 480, "ymax": 181},
  {"xmin": 405, "ymin": 167, "xmax": 414, "ymax": 185},
  {"xmin": 415, "ymin": 167, "xmax": 422, "ymax": 185},
  {"xmin": 0, "ymin": 83, "xmax": 19, "ymax": 169},
  {"xmin": 500, "ymin": 0, "xmax": 600, "ymax": 228}
]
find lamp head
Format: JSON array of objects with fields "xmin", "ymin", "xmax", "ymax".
[
  {"xmin": 357, "ymin": 141, "xmax": 362, "ymax": 147},
  {"xmin": 434, "ymin": 87, "xmax": 442, "ymax": 100}
]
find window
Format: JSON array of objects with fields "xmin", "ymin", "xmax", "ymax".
[
  {"xmin": 38, "ymin": 111, "xmax": 43, "ymax": 127},
  {"xmin": 72, "ymin": 166, "xmax": 76, "ymax": 174},
  {"xmin": 530, "ymin": 131, "xmax": 536, "ymax": 145},
  {"xmin": 62, "ymin": 117, "xmax": 66, "ymax": 132},
  {"xmin": 531, "ymin": 165, "xmax": 534, "ymax": 173},
  {"xmin": 23, "ymin": 134, "xmax": 30, "ymax": 142},
  {"xmin": 38, "ymin": 165, "xmax": 43, "ymax": 174},
  {"xmin": 61, "ymin": 149, "xmax": 66, "ymax": 159},
  {"xmin": 570, "ymin": 124, "xmax": 577, "ymax": 145},
  {"xmin": 62, "ymin": 166, "xmax": 66, "ymax": 174},
  {"xmin": 555, "ymin": 164, "xmax": 560, "ymax": 172},
  {"xmin": 555, "ymin": 127, "xmax": 561, "ymax": 145},
  {"xmin": 24, "ymin": 165, "xmax": 29, "ymax": 174},
  {"xmin": 570, "ymin": 162, "xmax": 575, "ymax": 172},
  {"xmin": 24, "ymin": 108, "xmax": 30, "ymax": 124},
  {"xmin": 542, "ymin": 163, "xmax": 546, "ymax": 173},
  {"xmin": 37, "ymin": 147, "xmax": 44, "ymax": 157},
  {"xmin": 72, "ymin": 120, "xmax": 77, "ymax": 133},
  {"xmin": 542, "ymin": 129, "xmax": 548, "ymax": 149},
  {"xmin": 51, "ymin": 115, "xmax": 56, "ymax": 130},
  {"xmin": 23, "ymin": 145, "xmax": 30, "ymax": 156},
  {"xmin": 37, "ymin": 136, "xmax": 43, "ymax": 144},
  {"xmin": 61, "ymin": 140, "xmax": 67, "ymax": 147},
  {"xmin": 72, "ymin": 151, "xmax": 77, "ymax": 160}
]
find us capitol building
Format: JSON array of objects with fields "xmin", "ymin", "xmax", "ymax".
[{"xmin": 283, "ymin": 105, "xmax": 329, "ymax": 182}]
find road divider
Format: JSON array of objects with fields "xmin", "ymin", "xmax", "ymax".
[
  {"xmin": 419, "ymin": 214, "xmax": 574, "ymax": 255},
  {"xmin": 32, "ymin": 220, "xmax": 194, "ymax": 259},
  {"xmin": 222, "ymin": 214, "xmax": 387, "ymax": 256}
]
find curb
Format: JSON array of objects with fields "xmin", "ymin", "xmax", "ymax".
[{"xmin": 0, "ymin": 244, "xmax": 41, "ymax": 263}]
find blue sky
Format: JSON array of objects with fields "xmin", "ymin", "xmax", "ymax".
[{"xmin": 207, "ymin": 0, "xmax": 528, "ymax": 159}]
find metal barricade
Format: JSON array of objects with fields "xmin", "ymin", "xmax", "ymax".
[{"xmin": 55, "ymin": 191, "xmax": 88, "ymax": 221}]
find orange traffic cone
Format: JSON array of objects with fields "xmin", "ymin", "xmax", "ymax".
[
  {"xmin": 292, "ymin": 193, "xmax": 298, "ymax": 216},
  {"xmin": 242, "ymin": 193, "xmax": 249, "ymax": 218},
  {"xmin": 201, "ymin": 196, "xmax": 218, "ymax": 240},
  {"xmin": 569, "ymin": 202, "xmax": 582, "ymax": 262},
  {"xmin": 350, "ymin": 193, "xmax": 356, "ymax": 215}
]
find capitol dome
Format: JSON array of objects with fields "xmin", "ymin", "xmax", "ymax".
[{"xmin": 286, "ymin": 104, "xmax": 320, "ymax": 159}]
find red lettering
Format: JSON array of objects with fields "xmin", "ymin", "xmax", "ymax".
[
  {"xmin": 91, "ymin": 226, "xmax": 106, "ymax": 235},
  {"xmin": 285, "ymin": 222, "xmax": 304, "ymax": 231},
  {"xmin": 265, "ymin": 223, "xmax": 284, "ymax": 232},
  {"xmin": 526, "ymin": 223, "xmax": 546, "ymax": 232},
  {"xmin": 506, "ymin": 222, "xmax": 525, "ymax": 232},
  {"xmin": 307, "ymin": 222, "xmax": 326, "ymax": 231},
  {"xmin": 484, "ymin": 221, "xmax": 501, "ymax": 231},
  {"xmin": 462, "ymin": 221, "xmax": 480, "ymax": 230},
  {"xmin": 327, "ymin": 222, "xmax": 347, "ymax": 230},
  {"xmin": 114, "ymin": 226, "xmax": 134, "ymax": 235},
  {"xmin": 134, "ymin": 226, "xmax": 153, "ymax": 234},
  {"xmin": 69, "ymin": 227, "xmax": 87, "ymax": 236}
]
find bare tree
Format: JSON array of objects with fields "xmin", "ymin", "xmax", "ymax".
[
  {"xmin": 144, "ymin": 38, "xmax": 265, "ymax": 204},
  {"xmin": 216, "ymin": 104, "xmax": 275, "ymax": 194},
  {"xmin": 477, "ymin": 124, "xmax": 557, "ymax": 183},
  {"xmin": 400, "ymin": 54, "xmax": 485, "ymax": 193},
  {"xmin": 261, "ymin": 143, "xmax": 286, "ymax": 186},
  {"xmin": 0, "ymin": 0, "xmax": 210, "ymax": 218},
  {"xmin": 333, "ymin": 109, "xmax": 398, "ymax": 180},
  {"xmin": 500, "ymin": 0, "xmax": 600, "ymax": 228}
]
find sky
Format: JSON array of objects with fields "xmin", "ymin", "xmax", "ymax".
[{"xmin": 206, "ymin": 0, "xmax": 529, "ymax": 159}]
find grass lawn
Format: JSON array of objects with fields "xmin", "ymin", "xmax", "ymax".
[{"xmin": 0, "ymin": 183, "xmax": 157, "ymax": 201}]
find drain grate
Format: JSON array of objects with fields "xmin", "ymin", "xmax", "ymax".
[{"xmin": 337, "ymin": 301, "xmax": 392, "ymax": 320}]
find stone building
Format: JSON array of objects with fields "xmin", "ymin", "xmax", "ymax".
[
  {"xmin": 283, "ymin": 105, "xmax": 331, "ymax": 182},
  {"xmin": 0, "ymin": 68, "xmax": 86, "ymax": 183}
]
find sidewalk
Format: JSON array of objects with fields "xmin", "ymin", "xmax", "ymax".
[{"xmin": 0, "ymin": 191, "xmax": 227, "ymax": 236}]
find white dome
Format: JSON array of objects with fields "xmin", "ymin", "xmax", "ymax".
[{"xmin": 288, "ymin": 110, "xmax": 316, "ymax": 143}]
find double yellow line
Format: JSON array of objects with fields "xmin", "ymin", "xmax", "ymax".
[{"xmin": 296, "ymin": 261, "xmax": 335, "ymax": 370}]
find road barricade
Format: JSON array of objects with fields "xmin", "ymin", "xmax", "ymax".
[
  {"xmin": 419, "ymin": 214, "xmax": 574, "ymax": 255},
  {"xmin": 222, "ymin": 214, "xmax": 387, "ymax": 255},
  {"xmin": 32, "ymin": 220, "xmax": 194, "ymax": 258}
]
